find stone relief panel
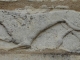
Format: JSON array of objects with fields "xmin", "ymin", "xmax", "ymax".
[{"xmin": 0, "ymin": 10, "xmax": 80, "ymax": 53}]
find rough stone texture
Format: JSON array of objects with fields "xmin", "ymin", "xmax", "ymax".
[
  {"xmin": 0, "ymin": 1, "xmax": 80, "ymax": 59},
  {"xmin": 0, "ymin": 9, "xmax": 80, "ymax": 54},
  {"xmin": 0, "ymin": 0, "xmax": 80, "ymax": 12},
  {"xmin": 0, "ymin": 54, "xmax": 80, "ymax": 60},
  {"xmin": 55, "ymin": 5, "xmax": 69, "ymax": 9},
  {"xmin": 0, "ymin": 0, "xmax": 17, "ymax": 1},
  {"xmin": 28, "ymin": 0, "xmax": 78, "ymax": 2}
]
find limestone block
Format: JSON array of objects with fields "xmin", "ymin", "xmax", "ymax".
[{"xmin": 0, "ymin": 10, "xmax": 80, "ymax": 54}]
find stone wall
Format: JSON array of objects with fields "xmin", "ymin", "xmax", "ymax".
[
  {"xmin": 0, "ymin": 0, "xmax": 78, "ymax": 2},
  {"xmin": 28, "ymin": 0, "xmax": 78, "ymax": 2},
  {"xmin": 0, "ymin": 0, "xmax": 80, "ymax": 60}
]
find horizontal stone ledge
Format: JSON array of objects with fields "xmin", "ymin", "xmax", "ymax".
[
  {"xmin": 0, "ymin": 54, "xmax": 80, "ymax": 60},
  {"xmin": 28, "ymin": 0, "xmax": 78, "ymax": 2},
  {"xmin": 0, "ymin": 0, "xmax": 17, "ymax": 1},
  {"xmin": 0, "ymin": 49, "xmax": 80, "ymax": 55}
]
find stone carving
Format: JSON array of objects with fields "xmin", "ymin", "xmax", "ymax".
[{"xmin": 0, "ymin": 10, "xmax": 80, "ymax": 52}]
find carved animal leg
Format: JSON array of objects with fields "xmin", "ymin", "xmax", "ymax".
[
  {"xmin": 56, "ymin": 29, "xmax": 73, "ymax": 49},
  {"xmin": 71, "ymin": 31, "xmax": 80, "ymax": 52}
]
